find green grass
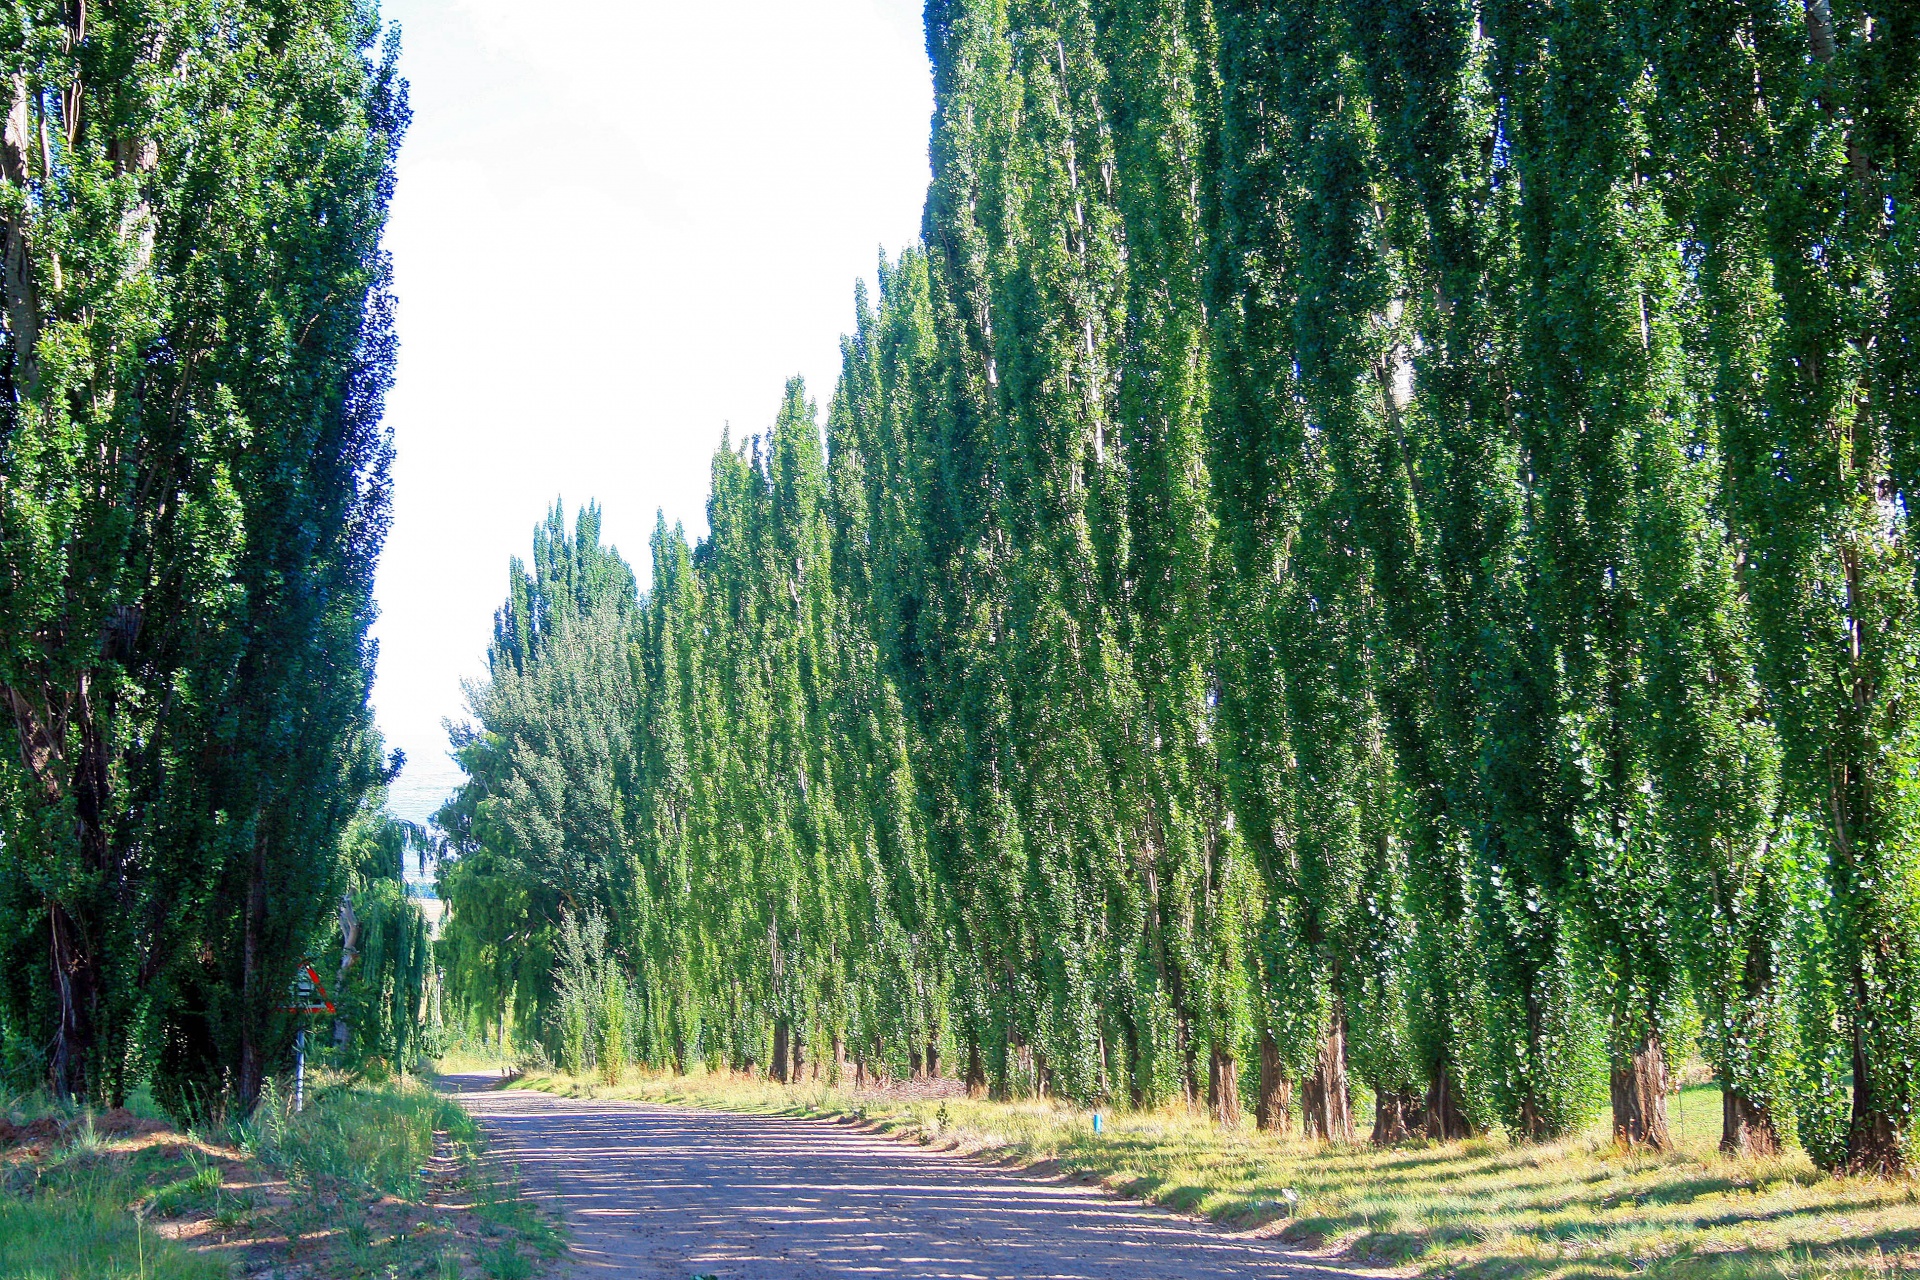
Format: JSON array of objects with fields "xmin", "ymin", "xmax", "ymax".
[
  {"xmin": 518, "ymin": 1067, "xmax": 1920, "ymax": 1280},
  {"xmin": 434, "ymin": 1046, "xmax": 521, "ymax": 1075},
  {"xmin": 0, "ymin": 1094, "xmax": 231, "ymax": 1280},
  {"xmin": 143, "ymin": 1162, "xmax": 224, "ymax": 1219},
  {"xmin": 238, "ymin": 1069, "xmax": 560, "ymax": 1276},
  {"xmin": 2, "ymin": 1070, "xmax": 561, "ymax": 1279},
  {"xmin": 0, "ymin": 1186, "xmax": 226, "ymax": 1280},
  {"xmin": 479, "ymin": 1239, "xmax": 536, "ymax": 1279},
  {"xmin": 246, "ymin": 1071, "xmax": 479, "ymax": 1198}
]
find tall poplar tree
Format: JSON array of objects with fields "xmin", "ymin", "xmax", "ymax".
[{"xmin": 0, "ymin": 0, "xmax": 406, "ymax": 1106}]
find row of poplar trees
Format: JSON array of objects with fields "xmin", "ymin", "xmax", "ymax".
[
  {"xmin": 437, "ymin": 0, "xmax": 1920, "ymax": 1172},
  {"xmin": 0, "ymin": 2, "xmax": 418, "ymax": 1113}
]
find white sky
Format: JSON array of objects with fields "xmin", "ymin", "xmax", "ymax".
[{"xmin": 370, "ymin": 0, "xmax": 934, "ymax": 822}]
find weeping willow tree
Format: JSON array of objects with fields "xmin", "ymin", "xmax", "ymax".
[{"xmin": 331, "ymin": 812, "xmax": 436, "ymax": 1070}]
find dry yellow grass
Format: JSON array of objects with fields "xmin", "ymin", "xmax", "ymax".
[{"xmin": 509, "ymin": 1067, "xmax": 1920, "ymax": 1280}]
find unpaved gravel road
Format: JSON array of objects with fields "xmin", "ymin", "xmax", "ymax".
[{"xmin": 445, "ymin": 1073, "xmax": 1366, "ymax": 1280}]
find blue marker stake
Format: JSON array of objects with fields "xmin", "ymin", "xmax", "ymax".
[{"xmin": 1092, "ymin": 1112, "xmax": 1102, "ymax": 1134}]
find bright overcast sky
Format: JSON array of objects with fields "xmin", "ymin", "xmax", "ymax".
[{"xmin": 370, "ymin": 0, "xmax": 934, "ymax": 822}]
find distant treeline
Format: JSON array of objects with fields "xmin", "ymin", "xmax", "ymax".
[
  {"xmin": 0, "ymin": 3, "xmax": 425, "ymax": 1112},
  {"xmin": 436, "ymin": 0, "xmax": 1920, "ymax": 1172}
]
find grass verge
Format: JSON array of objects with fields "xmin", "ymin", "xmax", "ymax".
[
  {"xmin": 514, "ymin": 1067, "xmax": 1920, "ymax": 1280},
  {"xmin": 0, "ymin": 1193, "xmax": 223, "ymax": 1280},
  {"xmin": 0, "ymin": 1071, "xmax": 562, "ymax": 1279}
]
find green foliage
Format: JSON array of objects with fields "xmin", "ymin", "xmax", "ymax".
[
  {"xmin": 0, "ymin": 0, "xmax": 410, "ymax": 1110},
  {"xmin": 436, "ymin": 0, "xmax": 1920, "ymax": 1174},
  {"xmin": 551, "ymin": 909, "xmax": 629, "ymax": 1081}
]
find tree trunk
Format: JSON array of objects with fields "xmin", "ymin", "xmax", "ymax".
[
  {"xmin": 832, "ymin": 1033, "xmax": 846, "ymax": 1084},
  {"xmin": 965, "ymin": 1039, "xmax": 986, "ymax": 1097},
  {"xmin": 1721, "ymin": 1086, "xmax": 1778, "ymax": 1157},
  {"xmin": 333, "ymin": 894, "xmax": 361, "ymax": 1049},
  {"xmin": 1121, "ymin": 1015, "xmax": 1145, "ymax": 1109},
  {"xmin": 1178, "ymin": 1014, "xmax": 1199, "ymax": 1108},
  {"xmin": 771, "ymin": 1021, "xmax": 791, "ymax": 1084},
  {"xmin": 9, "ymin": 675, "xmax": 113, "ymax": 1102},
  {"xmin": 1300, "ymin": 1002, "xmax": 1351, "ymax": 1142},
  {"xmin": 910, "ymin": 1046, "xmax": 925, "ymax": 1079},
  {"xmin": 1847, "ymin": 1008, "xmax": 1904, "ymax": 1174},
  {"xmin": 1256, "ymin": 1030, "xmax": 1291, "ymax": 1132},
  {"xmin": 1208, "ymin": 1046, "xmax": 1239, "ymax": 1127},
  {"xmin": 1720, "ymin": 899, "xmax": 1781, "ymax": 1156},
  {"xmin": 2, "ymin": 72, "xmax": 41, "ymax": 394},
  {"xmin": 46, "ymin": 901, "xmax": 98, "ymax": 1100},
  {"xmin": 792, "ymin": 1029, "xmax": 805, "ymax": 1082},
  {"xmin": 925, "ymin": 1040, "xmax": 940, "ymax": 1079},
  {"xmin": 237, "ymin": 834, "xmax": 271, "ymax": 1108},
  {"xmin": 1609, "ymin": 1023, "xmax": 1671, "ymax": 1149},
  {"xmin": 1424, "ymin": 1058, "xmax": 1474, "ymax": 1140},
  {"xmin": 1372, "ymin": 1088, "xmax": 1423, "ymax": 1145},
  {"xmin": 51, "ymin": 697, "xmax": 113, "ymax": 1102}
]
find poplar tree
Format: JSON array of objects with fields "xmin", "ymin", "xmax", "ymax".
[
  {"xmin": 433, "ymin": 0, "xmax": 1920, "ymax": 1174},
  {"xmin": 0, "ymin": 0, "xmax": 405, "ymax": 1107}
]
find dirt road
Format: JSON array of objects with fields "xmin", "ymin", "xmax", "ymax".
[{"xmin": 446, "ymin": 1074, "xmax": 1362, "ymax": 1279}]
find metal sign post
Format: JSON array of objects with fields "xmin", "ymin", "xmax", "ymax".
[{"xmin": 283, "ymin": 964, "xmax": 335, "ymax": 1114}]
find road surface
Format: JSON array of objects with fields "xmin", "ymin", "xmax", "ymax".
[{"xmin": 444, "ymin": 1073, "xmax": 1365, "ymax": 1279}]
